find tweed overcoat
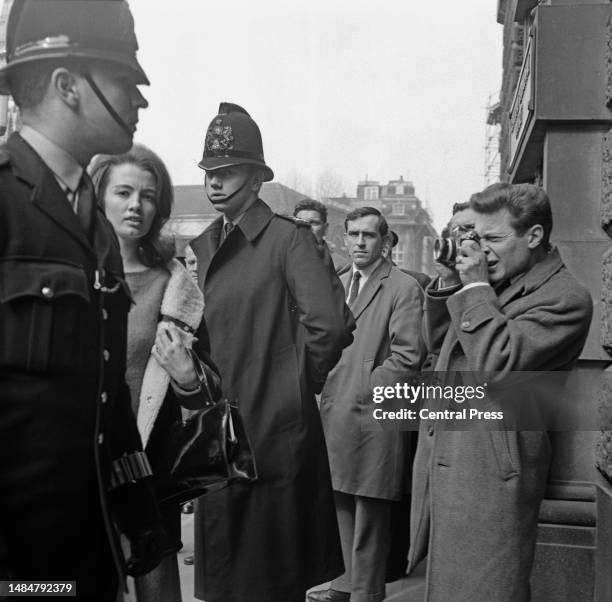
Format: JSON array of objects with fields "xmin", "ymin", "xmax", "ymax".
[
  {"xmin": 190, "ymin": 199, "xmax": 355, "ymax": 602},
  {"xmin": 409, "ymin": 249, "xmax": 592, "ymax": 601},
  {"xmin": 320, "ymin": 260, "xmax": 425, "ymax": 500},
  {"xmin": 0, "ymin": 134, "xmax": 159, "ymax": 599}
]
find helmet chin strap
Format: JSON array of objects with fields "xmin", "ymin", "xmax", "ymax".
[
  {"xmin": 205, "ymin": 173, "xmax": 251, "ymax": 204},
  {"xmin": 83, "ymin": 71, "xmax": 132, "ymax": 137}
]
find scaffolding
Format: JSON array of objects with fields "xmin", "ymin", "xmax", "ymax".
[{"xmin": 484, "ymin": 93, "xmax": 502, "ymax": 185}]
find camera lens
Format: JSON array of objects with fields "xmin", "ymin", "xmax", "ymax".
[{"xmin": 434, "ymin": 237, "xmax": 457, "ymax": 266}]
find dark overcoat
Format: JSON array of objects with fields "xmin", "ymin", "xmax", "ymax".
[
  {"xmin": 409, "ymin": 249, "xmax": 592, "ymax": 601},
  {"xmin": 191, "ymin": 199, "xmax": 355, "ymax": 602},
  {"xmin": 320, "ymin": 261, "xmax": 425, "ymax": 500},
  {"xmin": 0, "ymin": 134, "xmax": 159, "ymax": 600}
]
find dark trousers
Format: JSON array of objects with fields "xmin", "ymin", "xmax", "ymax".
[{"xmin": 331, "ymin": 492, "xmax": 392, "ymax": 602}]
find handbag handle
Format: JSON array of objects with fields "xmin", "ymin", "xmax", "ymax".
[
  {"xmin": 189, "ymin": 349, "xmax": 237, "ymax": 444},
  {"xmin": 189, "ymin": 348, "xmax": 216, "ymax": 407}
]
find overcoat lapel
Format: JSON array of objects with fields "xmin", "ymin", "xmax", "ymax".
[
  {"xmin": 191, "ymin": 199, "xmax": 275, "ymax": 284},
  {"xmin": 92, "ymin": 205, "xmax": 122, "ymax": 273},
  {"xmin": 496, "ymin": 249, "xmax": 563, "ymax": 309},
  {"xmin": 8, "ymin": 134, "xmax": 95, "ymax": 257},
  {"xmin": 349, "ymin": 260, "xmax": 391, "ymax": 321},
  {"xmin": 190, "ymin": 215, "xmax": 222, "ymax": 277},
  {"xmin": 206, "ymin": 217, "xmax": 223, "ymax": 257},
  {"xmin": 236, "ymin": 199, "xmax": 274, "ymax": 243}
]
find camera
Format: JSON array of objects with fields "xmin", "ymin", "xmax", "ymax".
[{"xmin": 434, "ymin": 229, "xmax": 481, "ymax": 267}]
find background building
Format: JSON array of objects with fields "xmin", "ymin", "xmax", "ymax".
[
  {"xmin": 327, "ymin": 175, "xmax": 437, "ymax": 275},
  {"xmin": 171, "ymin": 176, "xmax": 437, "ymax": 275},
  {"xmin": 496, "ymin": 1, "xmax": 612, "ymax": 599},
  {"xmin": 170, "ymin": 182, "xmax": 351, "ymax": 259}
]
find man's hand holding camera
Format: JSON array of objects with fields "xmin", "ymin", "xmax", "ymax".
[
  {"xmin": 434, "ymin": 229, "xmax": 487, "ymax": 288},
  {"xmin": 455, "ymin": 237, "xmax": 489, "ymax": 286}
]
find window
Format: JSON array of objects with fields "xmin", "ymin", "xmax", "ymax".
[
  {"xmin": 392, "ymin": 201, "xmax": 405, "ymax": 216},
  {"xmin": 392, "ymin": 243, "xmax": 405, "ymax": 266},
  {"xmin": 364, "ymin": 186, "xmax": 379, "ymax": 201}
]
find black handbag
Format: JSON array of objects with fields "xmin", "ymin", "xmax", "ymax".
[{"xmin": 155, "ymin": 351, "xmax": 257, "ymax": 505}]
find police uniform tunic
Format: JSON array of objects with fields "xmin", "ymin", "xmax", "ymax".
[{"xmin": 0, "ymin": 132, "xmax": 158, "ymax": 600}]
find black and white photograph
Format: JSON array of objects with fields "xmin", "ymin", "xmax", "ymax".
[{"xmin": 0, "ymin": 1, "xmax": 611, "ymax": 601}]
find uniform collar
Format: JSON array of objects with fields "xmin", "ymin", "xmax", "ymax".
[
  {"xmin": 233, "ymin": 198, "xmax": 274, "ymax": 242},
  {"xmin": 20, "ymin": 126, "xmax": 83, "ymax": 193},
  {"xmin": 223, "ymin": 212, "xmax": 246, "ymax": 227}
]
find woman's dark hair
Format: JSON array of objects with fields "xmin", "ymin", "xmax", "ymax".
[{"xmin": 88, "ymin": 143, "xmax": 175, "ymax": 267}]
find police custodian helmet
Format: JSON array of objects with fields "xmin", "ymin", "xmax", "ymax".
[
  {"xmin": 198, "ymin": 102, "xmax": 274, "ymax": 182},
  {"xmin": 0, "ymin": 0, "xmax": 149, "ymax": 96}
]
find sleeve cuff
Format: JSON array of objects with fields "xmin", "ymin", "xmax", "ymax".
[
  {"xmin": 458, "ymin": 282, "xmax": 490, "ymax": 293},
  {"xmin": 170, "ymin": 380, "xmax": 202, "ymax": 397}
]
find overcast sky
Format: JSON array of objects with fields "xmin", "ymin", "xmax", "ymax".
[{"xmin": 128, "ymin": 0, "xmax": 503, "ymax": 230}]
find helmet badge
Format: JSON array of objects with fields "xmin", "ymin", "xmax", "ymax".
[{"xmin": 205, "ymin": 119, "xmax": 234, "ymax": 154}]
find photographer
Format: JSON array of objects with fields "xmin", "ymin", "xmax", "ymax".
[{"xmin": 409, "ymin": 183, "xmax": 592, "ymax": 601}]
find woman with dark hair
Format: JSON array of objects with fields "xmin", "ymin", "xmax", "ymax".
[{"xmin": 89, "ymin": 144, "xmax": 220, "ymax": 602}]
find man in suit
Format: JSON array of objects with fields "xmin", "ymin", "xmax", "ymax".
[
  {"xmin": 294, "ymin": 198, "xmax": 347, "ymax": 269},
  {"xmin": 409, "ymin": 183, "xmax": 592, "ymax": 601},
  {"xmin": 190, "ymin": 102, "xmax": 355, "ymax": 602},
  {"xmin": 309, "ymin": 207, "xmax": 425, "ymax": 602},
  {"xmin": 0, "ymin": 1, "xmax": 163, "ymax": 599}
]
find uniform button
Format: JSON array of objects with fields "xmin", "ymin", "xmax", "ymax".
[
  {"xmin": 103, "ymin": 349, "xmax": 110, "ymax": 362},
  {"xmin": 100, "ymin": 392, "xmax": 108, "ymax": 404},
  {"xmin": 428, "ymin": 425, "xmax": 434, "ymax": 436},
  {"xmin": 461, "ymin": 321, "xmax": 471, "ymax": 329},
  {"xmin": 102, "ymin": 308, "xmax": 108, "ymax": 320},
  {"xmin": 98, "ymin": 433, "xmax": 104, "ymax": 445},
  {"xmin": 41, "ymin": 286, "xmax": 54, "ymax": 298}
]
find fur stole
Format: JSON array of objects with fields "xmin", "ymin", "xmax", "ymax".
[{"xmin": 137, "ymin": 259, "xmax": 204, "ymax": 447}]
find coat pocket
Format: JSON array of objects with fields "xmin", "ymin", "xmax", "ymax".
[
  {"xmin": 489, "ymin": 430, "xmax": 520, "ymax": 481},
  {"xmin": 270, "ymin": 343, "xmax": 303, "ymax": 429},
  {"xmin": 359, "ymin": 359, "xmax": 375, "ymax": 405},
  {"xmin": 0, "ymin": 259, "xmax": 90, "ymax": 373}
]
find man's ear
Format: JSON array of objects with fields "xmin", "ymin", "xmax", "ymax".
[
  {"xmin": 249, "ymin": 169, "xmax": 264, "ymax": 192},
  {"xmin": 526, "ymin": 224, "xmax": 544, "ymax": 249},
  {"xmin": 50, "ymin": 67, "xmax": 80, "ymax": 108}
]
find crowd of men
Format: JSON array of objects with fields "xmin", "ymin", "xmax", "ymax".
[{"xmin": 0, "ymin": 1, "xmax": 594, "ymax": 602}]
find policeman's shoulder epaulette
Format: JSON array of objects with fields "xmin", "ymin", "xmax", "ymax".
[{"xmin": 275, "ymin": 213, "xmax": 310, "ymax": 228}]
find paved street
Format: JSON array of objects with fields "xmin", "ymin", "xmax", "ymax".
[
  {"xmin": 179, "ymin": 514, "xmax": 426, "ymax": 602},
  {"xmin": 178, "ymin": 514, "xmax": 196, "ymax": 602}
]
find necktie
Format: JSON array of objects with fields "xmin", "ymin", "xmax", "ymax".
[
  {"xmin": 347, "ymin": 271, "xmax": 361, "ymax": 306},
  {"xmin": 219, "ymin": 221, "xmax": 234, "ymax": 248},
  {"xmin": 76, "ymin": 173, "xmax": 95, "ymax": 242}
]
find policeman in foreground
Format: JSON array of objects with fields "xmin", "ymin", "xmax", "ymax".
[{"xmin": 0, "ymin": 1, "xmax": 163, "ymax": 599}]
